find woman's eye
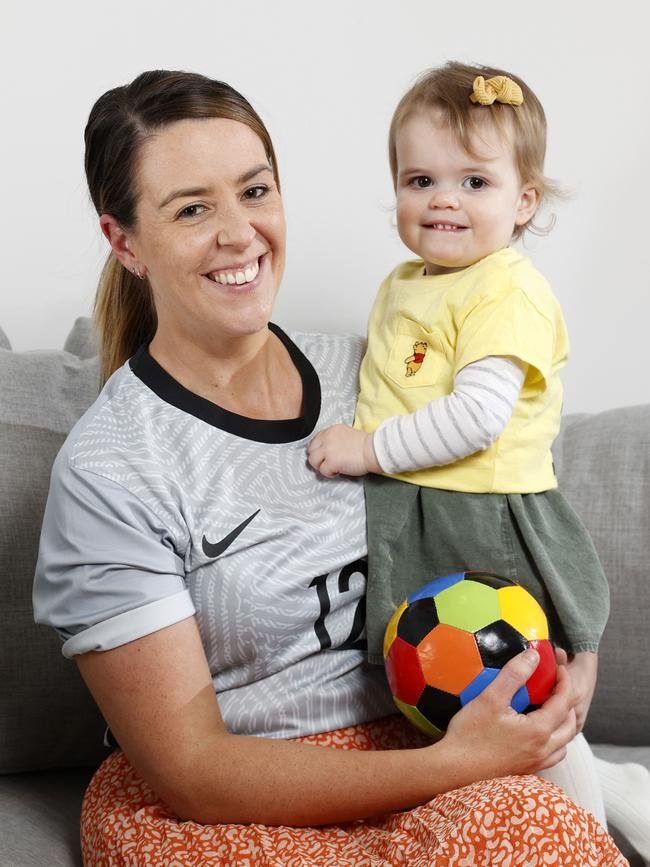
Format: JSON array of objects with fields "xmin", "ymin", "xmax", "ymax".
[
  {"xmin": 178, "ymin": 203, "xmax": 207, "ymax": 219},
  {"xmin": 464, "ymin": 176, "xmax": 487, "ymax": 190},
  {"xmin": 243, "ymin": 184, "xmax": 269, "ymax": 200},
  {"xmin": 411, "ymin": 176, "xmax": 432, "ymax": 189}
]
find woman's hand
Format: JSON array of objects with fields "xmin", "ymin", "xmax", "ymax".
[
  {"xmin": 437, "ymin": 649, "xmax": 578, "ymax": 787},
  {"xmin": 564, "ymin": 651, "xmax": 598, "ymax": 732},
  {"xmin": 308, "ymin": 425, "xmax": 381, "ymax": 477}
]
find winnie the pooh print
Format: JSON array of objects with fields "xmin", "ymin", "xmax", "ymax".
[{"xmin": 404, "ymin": 341, "xmax": 427, "ymax": 377}]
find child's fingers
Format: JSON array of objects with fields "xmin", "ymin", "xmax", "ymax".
[
  {"xmin": 319, "ymin": 460, "xmax": 340, "ymax": 478},
  {"xmin": 308, "ymin": 445, "xmax": 340, "ymax": 478},
  {"xmin": 306, "ymin": 446, "xmax": 322, "ymax": 471},
  {"xmin": 554, "ymin": 646, "xmax": 568, "ymax": 666}
]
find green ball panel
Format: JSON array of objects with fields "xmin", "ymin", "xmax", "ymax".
[
  {"xmin": 393, "ymin": 697, "xmax": 444, "ymax": 740},
  {"xmin": 435, "ymin": 580, "xmax": 501, "ymax": 633}
]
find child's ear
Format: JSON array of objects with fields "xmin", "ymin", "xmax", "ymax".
[{"xmin": 515, "ymin": 185, "xmax": 540, "ymax": 227}]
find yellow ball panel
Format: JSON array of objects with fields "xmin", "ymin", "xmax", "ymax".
[
  {"xmin": 384, "ymin": 600, "xmax": 408, "ymax": 658},
  {"xmin": 498, "ymin": 585, "xmax": 549, "ymax": 640}
]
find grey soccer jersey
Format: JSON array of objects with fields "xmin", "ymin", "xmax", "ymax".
[{"xmin": 33, "ymin": 325, "xmax": 395, "ymax": 738}]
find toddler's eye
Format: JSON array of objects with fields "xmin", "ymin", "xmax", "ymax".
[
  {"xmin": 464, "ymin": 176, "xmax": 487, "ymax": 190},
  {"xmin": 243, "ymin": 184, "xmax": 269, "ymax": 200},
  {"xmin": 411, "ymin": 176, "xmax": 433, "ymax": 189},
  {"xmin": 178, "ymin": 203, "xmax": 207, "ymax": 219}
]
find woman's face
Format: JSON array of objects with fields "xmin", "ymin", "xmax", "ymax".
[{"xmin": 126, "ymin": 117, "xmax": 286, "ymax": 346}]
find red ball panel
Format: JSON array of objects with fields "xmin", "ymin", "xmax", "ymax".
[
  {"xmin": 385, "ymin": 636, "xmax": 426, "ymax": 705},
  {"xmin": 525, "ymin": 639, "xmax": 557, "ymax": 705}
]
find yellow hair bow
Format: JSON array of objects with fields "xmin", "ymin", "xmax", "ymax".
[{"xmin": 470, "ymin": 75, "xmax": 523, "ymax": 106}]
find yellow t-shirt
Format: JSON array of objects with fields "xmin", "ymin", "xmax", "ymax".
[{"xmin": 354, "ymin": 247, "xmax": 569, "ymax": 493}]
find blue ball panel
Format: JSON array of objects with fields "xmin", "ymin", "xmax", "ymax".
[
  {"xmin": 511, "ymin": 684, "xmax": 531, "ymax": 713},
  {"xmin": 459, "ymin": 667, "xmax": 500, "ymax": 706},
  {"xmin": 408, "ymin": 572, "xmax": 465, "ymax": 604}
]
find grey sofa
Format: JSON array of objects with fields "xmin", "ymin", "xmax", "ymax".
[{"xmin": 1, "ymin": 319, "xmax": 648, "ymax": 866}]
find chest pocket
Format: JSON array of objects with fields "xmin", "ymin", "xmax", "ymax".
[{"xmin": 384, "ymin": 318, "xmax": 446, "ymax": 389}]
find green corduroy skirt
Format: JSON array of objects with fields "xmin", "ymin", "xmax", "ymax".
[{"xmin": 364, "ymin": 474, "xmax": 609, "ymax": 665}]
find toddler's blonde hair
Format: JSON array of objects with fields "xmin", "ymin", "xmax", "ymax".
[{"xmin": 388, "ymin": 61, "xmax": 560, "ymax": 238}]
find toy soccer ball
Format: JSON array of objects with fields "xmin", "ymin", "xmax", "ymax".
[{"xmin": 383, "ymin": 571, "xmax": 557, "ymax": 739}]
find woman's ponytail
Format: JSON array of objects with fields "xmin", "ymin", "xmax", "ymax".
[{"xmin": 93, "ymin": 254, "xmax": 157, "ymax": 386}]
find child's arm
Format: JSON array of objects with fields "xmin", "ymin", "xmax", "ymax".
[{"xmin": 308, "ymin": 356, "xmax": 524, "ymax": 478}]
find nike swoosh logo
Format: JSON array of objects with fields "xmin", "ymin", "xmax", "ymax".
[{"xmin": 202, "ymin": 510, "xmax": 261, "ymax": 558}]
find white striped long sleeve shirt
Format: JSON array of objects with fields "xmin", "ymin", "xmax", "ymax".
[{"xmin": 372, "ymin": 356, "xmax": 526, "ymax": 475}]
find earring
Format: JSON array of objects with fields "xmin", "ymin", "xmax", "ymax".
[{"xmin": 132, "ymin": 267, "xmax": 146, "ymax": 280}]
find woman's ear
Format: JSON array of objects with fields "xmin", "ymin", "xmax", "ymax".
[
  {"xmin": 515, "ymin": 186, "xmax": 540, "ymax": 227},
  {"xmin": 99, "ymin": 214, "xmax": 144, "ymax": 275}
]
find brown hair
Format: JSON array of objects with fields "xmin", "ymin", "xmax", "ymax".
[
  {"xmin": 388, "ymin": 61, "xmax": 561, "ymax": 239},
  {"xmin": 85, "ymin": 70, "xmax": 280, "ymax": 384}
]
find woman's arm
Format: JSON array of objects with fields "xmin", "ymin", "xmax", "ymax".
[{"xmin": 77, "ymin": 616, "xmax": 576, "ymax": 827}]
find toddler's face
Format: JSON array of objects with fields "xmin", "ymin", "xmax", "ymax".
[{"xmin": 394, "ymin": 110, "xmax": 538, "ymax": 275}]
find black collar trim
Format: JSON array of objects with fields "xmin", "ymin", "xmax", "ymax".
[{"xmin": 129, "ymin": 323, "xmax": 321, "ymax": 444}]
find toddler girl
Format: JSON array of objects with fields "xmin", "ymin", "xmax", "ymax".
[{"xmin": 308, "ymin": 61, "xmax": 650, "ymax": 855}]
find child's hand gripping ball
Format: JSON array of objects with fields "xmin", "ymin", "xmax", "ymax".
[{"xmin": 383, "ymin": 571, "xmax": 557, "ymax": 738}]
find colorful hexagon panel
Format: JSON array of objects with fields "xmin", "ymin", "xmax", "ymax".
[
  {"xmin": 417, "ymin": 624, "xmax": 484, "ymax": 694},
  {"xmin": 525, "ymin": 639, "xmax": 557, "ymax": 704},
  {"xmin": 498, "ymin": 585, "xmax": 549, "ymax": 641},
  {"xmin": 435, "ymin": 580, "xmax": 501, "ymax": 633},
  {"xmin": 385, "ymin": 636, "xmax": 425, "ymax": 705}
]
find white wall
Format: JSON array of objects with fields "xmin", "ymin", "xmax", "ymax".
[{"xmin": 1, "ymin": 0, "xmax": 648, "ymax": 413}]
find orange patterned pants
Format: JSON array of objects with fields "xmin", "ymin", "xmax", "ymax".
[{"xmin": 81, "ymin": 715, "xmax": 626, "ymax": 866}]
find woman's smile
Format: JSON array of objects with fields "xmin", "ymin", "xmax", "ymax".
[
  {"xmin": 204, "ymin": 256, "xmax": 261, "ymax": 286},
  {"xmin": 123, "ymin": 117, "xmax": 286, "ymax": 346}
]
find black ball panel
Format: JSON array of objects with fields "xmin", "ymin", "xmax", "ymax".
[
  {"xmin": 396, "ymin": 598, "xmax": 440, "ymax": 646},
  {"xmin": 474, "ymin": 620, "xmax": 528, "ymax": 669},
  {"xmin": 416, "ymin": 685, "xmax": 462, "ymax": 731},
  {"xmin": 463, "ymin": 572, "xmax": 516, "ymax": 591}
]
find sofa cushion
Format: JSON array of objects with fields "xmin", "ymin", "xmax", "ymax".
[
  {"xmin": 63, "ymin": 316, "xmax": 100, "ymax": 360},
  {"xmin": 0, "ymin": 319, "xmax": 109, "ymax": 772},
  {"xmin": 553, "ymin": 405, "xmax": 650, "ymax": 745},
  {"xmin": 0, "ymin": 767, "xmax": 93, "ymax": 866}
]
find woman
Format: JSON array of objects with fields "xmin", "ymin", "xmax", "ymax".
[{"xmin": 33, "ymin": 70, "xmax": 625, "ymax": 865}]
